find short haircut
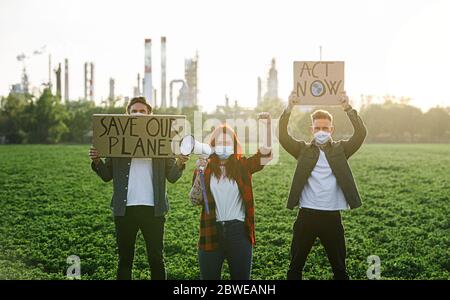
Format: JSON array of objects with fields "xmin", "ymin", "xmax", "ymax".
[
  {"xmin": 311, "ymin": 109, "xmax": 333, "ymax": 122},
  {"xmin": 126, "ymin": 97, "xmax": 152, "ymax": 114}
]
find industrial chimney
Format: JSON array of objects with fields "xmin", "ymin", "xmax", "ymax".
[
  {"xmin": 257, "ymin": 76, "xmax": 262, "ymax": 105},
  {"xmin": 64, "ymin": 58, "xmax": 69, "ymax": 101},
  {"xmin": 109, "ymin": 78, "xmax": 115, "ymax": 102},
  {"xmin": 133, "ymin": 73, "xmax": 141, "ymax": 97},
  {"xmin": 90, "ymin": 62, "xmax": 94, "ymax": 101},
  {"xmin": 84, "ymin": 62, "xmax": 94, "ymax": 101},
  {"xmin": 144, "ymin": 39, "xmax": 153, "ymax": 106},
  {"xmin": 137, "ymin": 73, "xmax": 141, "ymax": 95},
  {"xmin": 84, "ymin": 62, "xmax": 88, "ymax": 100},
  {"xmin": 55, "ymin": 63, "xmax": 62, "ymax": 98},
  {"xmin": 161, "ymin": 36, "xmax": 167, "ymax": 108},
  {"xmin": 48, "ymin": 54, "xmax": 52, "ymax": 90}
]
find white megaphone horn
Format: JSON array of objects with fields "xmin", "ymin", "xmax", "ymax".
[{"xmin": 179, "ymin": 135, "xmax": 212, "ymax": 157}]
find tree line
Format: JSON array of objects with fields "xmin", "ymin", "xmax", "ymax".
[{"xmin": 1, "ymin": 88, "xmax": 449, "ymax": 144}]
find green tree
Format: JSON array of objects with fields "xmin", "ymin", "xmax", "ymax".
[
  {"xmin": 420, "ymin": 107, "xmax": 450, "ymax": 143},
  {"xmin": 26, "ymin": 88, "xmax": 68, "ymax": 144},
  {"xmin": 62, "ymin": 99, "xmax": 97, "ymax": 143},
  {"xmin": 361, "ymin": 98, "xmax": 423, "ymax": 143},
  {"xmin": 0, "ymin": 92, "xmax": 32, "ymax": 143}
]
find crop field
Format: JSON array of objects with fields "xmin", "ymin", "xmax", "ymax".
[{"xmin": 0, "ymin": 144, "xmax": 449, "ymax": 280}]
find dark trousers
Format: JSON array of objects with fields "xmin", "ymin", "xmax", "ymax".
[
  {"xmin": 114, "ymin": 205, "xmax": 166, "ymax": 280},
  {"xmin": 198, "ymin": 220, "xmax": 253, "ymax": 280},
  {"xmin": 287, "ymin": 208, "xmax": 349, "ymax": 280}
]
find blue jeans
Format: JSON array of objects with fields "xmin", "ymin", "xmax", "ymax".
[{"xmin": 198, "ymin": 220, "xmax": 253, "ymax": 280}]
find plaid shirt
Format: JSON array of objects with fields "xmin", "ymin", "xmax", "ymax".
[{"xmin": 192, "ymin": 151, "xmax": 269, "ymax": 251}]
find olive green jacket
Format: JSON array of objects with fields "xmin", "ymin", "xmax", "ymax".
[
  {"xmin": 279, "ymin": 108, "xmax": 367, "ymax": 210},
  {"xmin": 91, "ymin": 157, "xmax": 185, "ymax": 216}
]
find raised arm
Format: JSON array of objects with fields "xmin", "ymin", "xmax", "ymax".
[
  {"xmin": 278, "ymin": 91, "xmax": 306, "ymax": 159},
  {"xmin": 338, "ymin": 92, "xmax": 368, "ymax": 159},
  {"xmin": 244, "ymin": 147, "xmax": 272, "ymax": 174}
]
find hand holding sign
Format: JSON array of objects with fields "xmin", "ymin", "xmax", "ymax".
[
  {"xmin": 338, "ymin": 91, "xmax": 352, "ymax": 111},
  {"xmin": 287, "ymin": 91, "xmax": 301, "ymax": 110},
  {"xmin": 89, "ymin": 146, "xmax": 101, "ymax": 165}
]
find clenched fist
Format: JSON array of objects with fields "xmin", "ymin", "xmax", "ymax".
[
  {"xmin": 176, "ymin": 154, "xmax": 190, "ymax": 168},
  {"xmin": 287, "ymin": 91, "xmax": 301, "ymax": 110},
  {"xmin": 89, "ymin": 146, "xmax": 101, "ymax": 165},
  {"xmin": 338, "ymin": 91, "xmax": 352, "ymax": 111}
]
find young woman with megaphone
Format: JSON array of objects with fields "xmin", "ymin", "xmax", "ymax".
[{"xmin": 184, "ymin": 120, "xmax": 272, "ymax": 280}]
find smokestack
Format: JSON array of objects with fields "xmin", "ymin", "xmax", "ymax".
[
  {"xmin": 109, "ymin": 78, "xmax": 115, "ymax": 101},
  {"xmin": 257, "ymin": 77, "xmax": 262, "ymax": 105},
  {"xmin": 55, "ymin": 63, "xmax": 62, "ymax": 98},
  {"xmin": 161, "ymin": 36, "xmax": 167, "ymax": 108},
  {"xmin": 90, "ymin": 62, "xmax": 94, "ymax": 101},
  {"xmin": 133, "ymin": 73, "xmax": 141, "ymax": 97},
  {"xmin": 137, "ymin": 73, "xmax": 141, "ymax": 95},
  {"xmin": 64, "ymin": 58, "xmax": 69, "ymax": 101},
  {"xmin": 84, "ymin": 62, "xmax": 88, "ymax": 99},
  {"xmin": 48, "ymin": 54, "xmax": 52, "ymax": 90},
  {"xmin": 144, "ymin": 38, "xmax": 153, "ymax": 106}
]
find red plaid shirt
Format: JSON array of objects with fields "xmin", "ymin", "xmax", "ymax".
[{"xmin": 192, "ymin": 151, "xmax": 269, "ymax": 252}]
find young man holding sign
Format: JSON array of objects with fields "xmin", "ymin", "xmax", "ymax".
[
  {"xmin": 89, "ymin": 97, "xmax": 189, "ymax": 280},
  {"xmin": 279, "ymin": 91, "xmax": 367, "ymax": 280}
]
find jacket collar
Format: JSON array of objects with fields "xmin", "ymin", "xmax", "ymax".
[{"xmin": 309, "ymin": 138, "xmax": 333, "ymax": 151}]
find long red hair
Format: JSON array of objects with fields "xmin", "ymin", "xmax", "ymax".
[{"xmin": 208, "ymin": 124, "xmax": 243, "ymax": 181}]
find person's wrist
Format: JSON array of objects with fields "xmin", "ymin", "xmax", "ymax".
[{"xmin": 286, "ymin": 104, "xmax": 293, "ymax": 112}]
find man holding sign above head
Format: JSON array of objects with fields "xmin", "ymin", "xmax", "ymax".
[
  {"xmin": 89, "ymin": 97, "xmax": 189, "ymax": 280},
  {"xmin": 279, "ymin": 84, "xmax": 367, "ymax": 279}
]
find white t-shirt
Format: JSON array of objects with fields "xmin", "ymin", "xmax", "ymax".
[
  {"xmin": 299, "ymin": 150, "xmax": 349, "ymax": 211},
  {"xmin": 210, "ymin": 167, "xmax": 246, "ymax": 222},
  {"xmin": 126, "ymin": 158, "xmax": 155, "ymax": 206}
]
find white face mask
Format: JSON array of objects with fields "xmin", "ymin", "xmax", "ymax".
[
  {"xmin": 214, "ymin": 145, "xmax": 234, "ymax": 160},
  {"xmin": 130, "ymin": 112, "xmax": 146, "ymax": 116},
  {"xmin": 314, "ymin": 131, "xmax": 331, "ymax": 144}
]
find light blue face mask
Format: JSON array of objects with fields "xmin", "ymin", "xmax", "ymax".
[
  {"xmin": 314, "ymin": 131, "xmax": 331, "ymax": 144},
  {"xmin": 215, "ymin": 145, "xmax": 234, "ymax": 160}
]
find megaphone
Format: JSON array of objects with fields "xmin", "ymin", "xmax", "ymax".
[
  {"xmin": 179, "ymin": 135, "xmax": 212, "ymax": 215},
  {"xmin": 180, "ymin": 135, "xmax": 212, "ymax": 157}
]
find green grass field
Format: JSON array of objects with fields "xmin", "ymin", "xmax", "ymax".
[{"xmin": 0, "ymin": 144, "xmax": 449, "ymax": 280}]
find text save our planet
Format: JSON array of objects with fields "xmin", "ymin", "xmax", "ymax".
[{"xmin": 92, "ymin": 114, "xmax": 186, "ymax": 158}]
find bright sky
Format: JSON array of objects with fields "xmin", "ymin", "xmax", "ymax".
[{"xmin": 1, "ymin": 0, "xmax": 449, "ymax": 112}]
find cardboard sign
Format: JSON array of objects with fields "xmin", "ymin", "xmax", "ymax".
[
  {"xmin": 92, "ymin": 114, "xmax": 186, "ymax": 158},
  {"xmin": 293, "ymin": 61, "xmax": 344, "ymax": 105}
]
